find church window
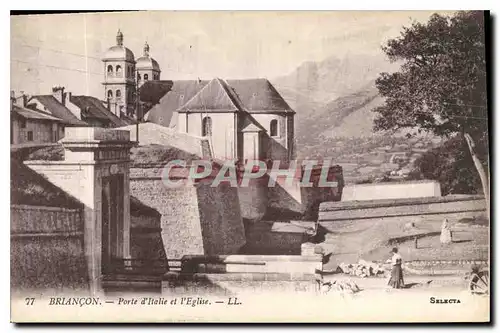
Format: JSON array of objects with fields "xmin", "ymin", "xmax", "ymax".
[
  {"xmin": 116, "ymin": 90, "xmax": 121, "ymax": 99},
  {"xmin": 107, "ymin": 90, "xmax": 113, "ymax": 98},
  {"xmin": 116, "ymin": 65, "xmax": 122, "ymax": 77},
  {"xmin": 270, "ymin": 119, "xmax": 278, "ymax": 137},
  {"xmin": 107, "ymin": 65, "xmax": 113, "ymax": 73},
  {"xmin": 144, "ymin": 74, "xmax": 149, "ymax": 81},
  {"xmin": 202, "ymin": 117, "xmax": 212, "ymax": 137}
]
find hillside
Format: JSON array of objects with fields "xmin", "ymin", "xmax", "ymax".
[{"xmin": 271, "ymin": 53, "xmax": 442, "ymax": 183}]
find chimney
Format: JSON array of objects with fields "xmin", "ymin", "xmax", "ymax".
[
  {"xmin": 64, "ymin": 91, "xmax": 72, "ymax": 105},
  {"xmin": 10, "ymin": 91, "xmax": 15, "ymax": 109},
  {"xmin": 20, "ymin": 91, "xmax": 29, "ymax": 108},
  {"xmin": 52, "ymin": 86, "xmax": 66, "ymax": 106}
]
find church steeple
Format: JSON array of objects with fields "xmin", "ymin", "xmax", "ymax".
[
  {"xmin": 116, "ymin": 29, "xmax": 124, "ymax": 46},
  {"xmin": 103, "ymin": 29, "xmax": 136, "ymax": 118}
]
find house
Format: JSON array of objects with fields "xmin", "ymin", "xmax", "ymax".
[
  {"xmin": 29, "ymin": 87, "xmax": 88, "ymax": 128},
  {"xmin": 31, "ymin": 86, "xmax": 134, "ymax": 128},
  {"xmin": 68, "ymin": 93, "xmax": 135, "ymax": 127},
  {"xmin": 10, "ymin": 92, "xmax": 64, "ymax": 146}
]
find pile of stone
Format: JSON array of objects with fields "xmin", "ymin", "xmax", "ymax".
[
  {"xmin": 320, "ymin": 279, "xmax": 361, "ymax": 295},
  {"xmin": 338, "ymin": 259, "xmax": 386, "ymax": 278}
]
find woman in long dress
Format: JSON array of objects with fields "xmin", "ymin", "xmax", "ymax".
[{"xmin": 387, "ymin": 247, "xmax": 404, "ymax": 289}]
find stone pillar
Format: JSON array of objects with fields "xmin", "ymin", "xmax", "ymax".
[{"xmin": 25, "ymin": 127, "xmax": 134, "ymax": 294}]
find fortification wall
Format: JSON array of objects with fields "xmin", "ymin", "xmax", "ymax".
[
  {"xmin": 10, "ymin": 205, "xmax": 89, "ymax": 293},
  {"xmin": 318, "ymin": 195, "xmax": 487, "ymax": 233},
  {"xmin": 130, "ymin": 167, "xmax": 245, "ymax": 259}
]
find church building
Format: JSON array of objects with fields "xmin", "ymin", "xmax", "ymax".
[{"xmin": 102, "ymin": 30, "xmax": 295, "ymax": 163}]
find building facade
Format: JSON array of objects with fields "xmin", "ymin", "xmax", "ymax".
[{"xmin": 10, "ymin": 92, "xmax": 64, "ymax": 145}]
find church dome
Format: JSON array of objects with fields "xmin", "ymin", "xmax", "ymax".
[
  {"xmin": 103, "ymin": 29, "xmax": 135, "ymax": 62},
  {"xmin": 136, "ymin": 41, "xmax": 160, "ymax": 71}
]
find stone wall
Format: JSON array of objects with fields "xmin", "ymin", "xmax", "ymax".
[
  {"xmin": 130, "ymin": 214, "xmax": 167, "ymax": 260},
  {"xmin": 318, "ymin": 195, "xmax": 487, "ymax": 233},
  {"xmin": 162, "ymin": 254, "xmax": 322, "ymax": 296},
  {"xmin": 130, "ymin": 167, "xmax": 246, "ymax": 259},
  {"xmin": 11, "ymin": 205, "xmax": 89, "ymax": 293},
  {"xmin": 267, "ymin": 165, "xmax": 343, "ymax": 220}
]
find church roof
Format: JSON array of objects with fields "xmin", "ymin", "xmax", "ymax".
[
  {"xmin": 103, "ymin": 45, "xmax": 135, "ymax": 62},
  {"xmin": 226, "ymin": 78, "xmax": 293, "ymax": 113},
  {"xmin": 141, "ymin": 80, "xmax": 209, "ymax": 127},
  {"xmin": 30, "ymin": 95, "xmax": 88, "ymax": 126},
  {"xmin": 142, "ymin": 78, "xmax": 294, "ymax": 126},
  {"xmin": 136, "ymin": 41, "xmax": 160, "ymax": 71},
  {"xmin": 103, "ymin": 30, "xmax": 135, "ymax": 62},
  {"xmin": 136, "ymin": 56, "xmax": 160, "ymax": 71},
  {"xmin": 177, "ymin": 78, "xmax": 240, "ymax": 113}
]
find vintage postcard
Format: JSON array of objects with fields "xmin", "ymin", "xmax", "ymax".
[{"xmin": 10, "ymin": 10, "xmax": 490, "ymax": 323}]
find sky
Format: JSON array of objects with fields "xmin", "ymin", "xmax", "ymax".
[{"xmin": 11, "ymin": 11, "xmax": 455, "ymax": 99}]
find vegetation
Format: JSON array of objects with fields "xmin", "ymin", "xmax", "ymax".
[
  {"xmin": 406, "ymin": 136, "xmax": 483, "ymax": 195},
  {"xmin": 373, "ymin": 11, "xmax": 489, "ymax": 199}
]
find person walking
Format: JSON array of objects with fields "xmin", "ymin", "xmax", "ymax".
[{"xmin": 387, "ymin": 247, "xmax": 405, "ymax": 289}]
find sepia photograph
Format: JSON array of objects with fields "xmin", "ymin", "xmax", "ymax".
[{"xmin": 9, "ymin": 9, "xmax": 490, "ymax": 323}]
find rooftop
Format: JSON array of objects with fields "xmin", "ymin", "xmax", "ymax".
[{"xmin": 30, "ymin": 95, "xmax": 87, "ymax": 126}]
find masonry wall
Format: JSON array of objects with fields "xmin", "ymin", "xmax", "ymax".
[
  {"xmin": 130, "ymin": 166, "xmax": 246, "ymax": 259},
  {"xmin": 318, "ymin": 195, "xmax": 487, "ymax": 233},
  {"xmin": 237, "ymin": 180, "xmax": 269, "ymax": 222},
  {"xmin": 130, "ymin": 214, "xmax": 167, "ymax": 260},
  {"xmin": 196, "ymin": 182, "xmax": 246, "ymax": 254},
  {"xmin": 10, "ymin": 205, "xmax": 89, "ymax": 293}
]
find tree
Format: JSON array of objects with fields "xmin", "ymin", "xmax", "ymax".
[{"xmin": 372, "ymin": 11, "xmax": 489, "ymax": 206}]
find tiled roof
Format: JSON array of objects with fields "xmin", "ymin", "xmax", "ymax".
[
  {"xmin": 30, "ymin": 95, "xmax": 88, "ymax": 126},
  {"xmin": 177, "ymin": 78, "xmax": 239, "ymax": 112},
  {"xmin": 69, "ymin": 95, "xmax": 129, "ymax": 127},
  {"xmin": 226, "ymin": 78, "xmax": 294, "ymax": 113},
  {"xmin": 143, "ymin": 78, "xmax": 294, "ymax": 128},
  {"xmin": 142, "ymin": 80, "xmax": 208, "ymax": 127},
  {"xmin": 11, "ymin": 105, "xmax": 63, "ymax": 122}
]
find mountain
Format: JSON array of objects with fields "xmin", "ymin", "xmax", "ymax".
[
  {"xmin": 270, "ymin": 53, "xmax": 441, "ymax": 171},
  {"xmin": 271, "ymin": 53, "xmax": 399, "ymax": 119}
]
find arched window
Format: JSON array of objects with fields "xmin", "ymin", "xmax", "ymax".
[
  {"xmin": 270, "ymin": 119, "xmax": 278, "ymax": 137},
  {"xmin": 107, "ymin": 65, "xmax": 113, "ymax": 73},
  {"xmin": 107, "ymin": 90, "xmax": 113, "ymax": 98},
  {"xmin": 126, "ymin": 67, "xmax": 130, "ymax": 77},
  {"xmin": 202, "ymin": 117, "xmax": 212, "ymax": 137},
  {"xmin": 144, "ymin": 74, "xmax": 149, "ymax": 81},
  {"xmin": 116, "ymin": 65, "xmax": 122, "ymax": 76},
  {"xmin": 116, "ymin": 90, "xmax": 121, "ymax": 99}
]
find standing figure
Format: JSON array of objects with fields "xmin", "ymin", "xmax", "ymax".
[{"xmin": 387, "ymin": 247, "xmax": 405, "ymax": 289}]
